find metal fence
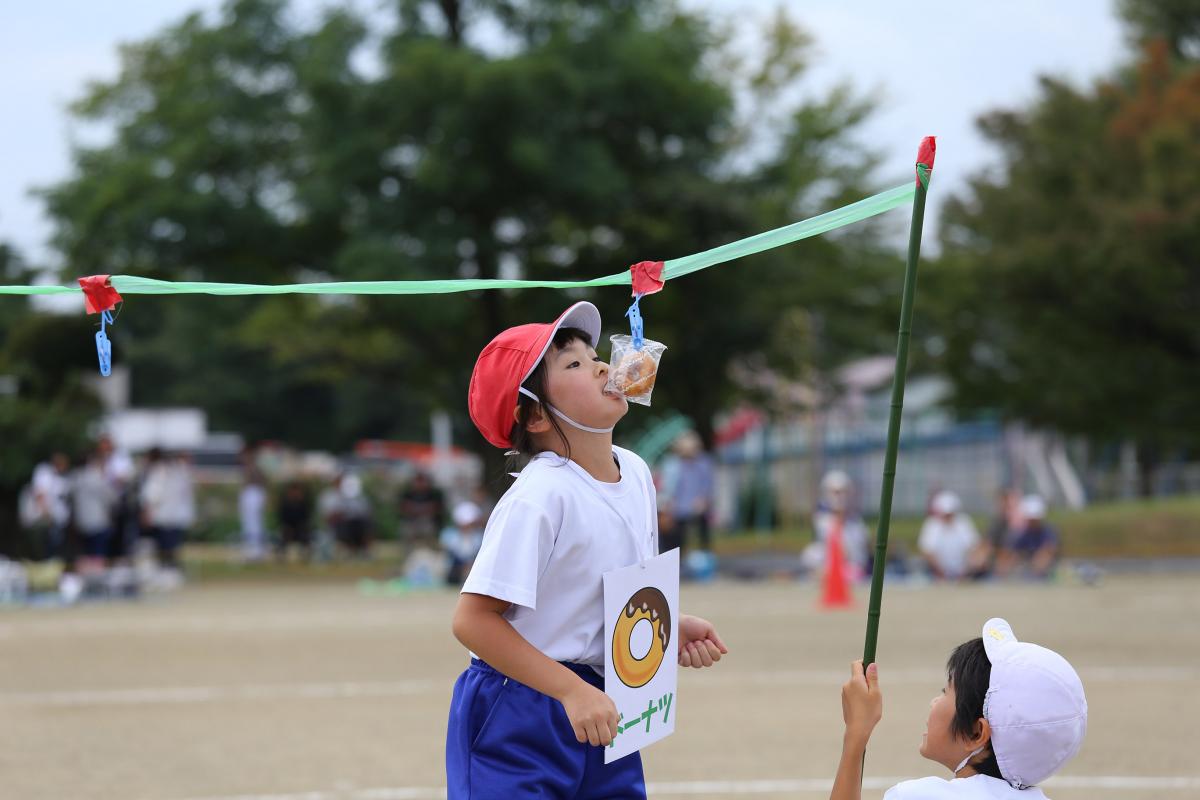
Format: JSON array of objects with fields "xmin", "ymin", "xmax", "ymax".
[{"xmin": 713, "ymin": 417, "xmax": 1009, "ymax": 528}]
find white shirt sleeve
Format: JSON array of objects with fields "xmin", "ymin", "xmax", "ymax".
[{"xmin": 460, "ymin": 497, "xmax": 556, "ymax": 610}]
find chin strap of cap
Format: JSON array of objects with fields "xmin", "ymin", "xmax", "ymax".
[
  {"xmin": 518, "ymin": 387, "xmax": 615, "ymax": 434},
  {"xmin": 953, "ymin": 745, "xmax": 986, "ymax": 777}
]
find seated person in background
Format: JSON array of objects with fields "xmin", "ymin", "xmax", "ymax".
[
  {"xmin": 918, "ymin": 491, "xmax": 985, "ymax": 581},
  {"xmin": 996, "ymin": 495, "xmax": 1059, "ymax": 580},
  {"xmin": 398, "ymin": 471, "xmax": 445, "ymax": 550},
  {"xmin": 439, "ymin": 501, "xmax": 485, "ymax": 586},
  {"xmin": 982, "ymin": 487, "xmax": 1020, "ymax": 576},
  {"xmin": 276, "ymin": 480, "xmax": 313, "ymax": 562}
]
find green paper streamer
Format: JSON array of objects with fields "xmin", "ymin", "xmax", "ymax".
[{"xmin": 0, "ymin": 182, "xmax": 915, "ymax": 300}]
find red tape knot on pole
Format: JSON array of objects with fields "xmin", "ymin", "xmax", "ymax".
[{"xmin": 915, "ymin": 136, "xmax": 937, "ymax": 185}]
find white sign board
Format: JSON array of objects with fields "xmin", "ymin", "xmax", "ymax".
[{"xmin": 602, "ymin": 548, "xmax": 679, "ymax": 764}]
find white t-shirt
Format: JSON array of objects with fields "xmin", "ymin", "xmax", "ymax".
[
  {"xmin": 239, "ymin": 484, "xmax": 267, "ymax": 536},
  {"xmin": 32, "ymin": 463, "xmax": 70, "ymax": 525},
  {"xmin": 918, "ymin": 514, "xmax": 980, "ymax": 578},
  {"xmin": 141, "ymin": 462, "xmax": 196, "ymax": 528},
  {"xmin": 72, "ymin": 464, "xmax": 116, "ymax": 533},
  {"xmin": 884, "ymin": 775, "xmax": 1048, "ymax": 800},
  {"xmin": 461, "ymin": 446, "xmax": 659, "ymax": 669}
]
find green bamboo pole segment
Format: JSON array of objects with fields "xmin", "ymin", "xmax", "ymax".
[{"xmin": 863, "ymin": 138, "xmax": 936, "ymax": 668}]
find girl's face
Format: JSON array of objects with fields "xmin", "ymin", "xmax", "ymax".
[
  {"xmin": 542, "ymin": 338, "xmax": 628, "ymax": 427},
  {"xmin": 921, "ymin": 678, "xmax": 971, "ymax": 772}
]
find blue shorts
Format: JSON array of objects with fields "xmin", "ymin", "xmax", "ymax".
[
  {"xmin": 81, "ymin": 528, "xmax": 112, "ymax": 558},
  {"xmin": 446, "ymin": 658, "xmax": 646, "ymax": 799}
]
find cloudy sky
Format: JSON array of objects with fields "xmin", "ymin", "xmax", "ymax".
[{"xmin": 0, "ymin": 1, "xmax": 1127, "ymax": 267}]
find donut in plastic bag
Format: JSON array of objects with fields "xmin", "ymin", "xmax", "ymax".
[{"xmin": 607, "ymin": 334, "xmax": 667, "ymax": 406}]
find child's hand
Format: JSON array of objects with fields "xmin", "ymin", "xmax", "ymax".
[
  {"xmin": 841, "ymin": 660, "xmax": 882, "ymax": 745},
  {"xmin": 677, "ymin": 614, "xmax": 729, "ymax": 668},
  {"xmin": 560, "ymin": 679, "xmax": 620, "ymax": 747}
]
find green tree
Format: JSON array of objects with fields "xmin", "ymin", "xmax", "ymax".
[
  {"xmin": 39, "ymin": 0, "xmax": 897, "ymax": 465},
  {"xmin": 927, "ymin": 30, "xmax": 1200, "ymax": 493},
  {"xmin": 1119, "ymin": 0, "xmax": 1200, "ymax": 60}
]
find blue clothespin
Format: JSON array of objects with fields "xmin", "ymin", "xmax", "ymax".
[
  {"xmin": 625, "ymin": 294, "xmax": 645, "ymax": 351},
  {"xmin": 95, "ymin": 310, "xmax": 114, "ymax": 377}
]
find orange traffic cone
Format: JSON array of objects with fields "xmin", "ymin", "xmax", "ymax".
[{"xmin": 820, "ymin": 516, "xmax": 853, "ymax": 609}]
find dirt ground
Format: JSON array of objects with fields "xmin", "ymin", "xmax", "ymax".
[{"xmin": 2, "ymin": 574, "xmax": 1197, "ymax": 800}]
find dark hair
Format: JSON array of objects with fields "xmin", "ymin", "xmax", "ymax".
[
  {"xmin": 946, "ymin": 638, "xmax": 1004, "ymax": 780},
  {"xmin": 505, "ymin": 326, "xmax": 592, "ymax": 474}
]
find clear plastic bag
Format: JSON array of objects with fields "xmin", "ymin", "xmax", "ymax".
[{"xmin": 607, "ymin": 334, "xmax": 667, "ymax": 406}]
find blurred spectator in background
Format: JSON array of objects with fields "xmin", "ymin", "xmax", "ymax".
[
  {"xmin": 238, "ymin": 468, "xmax": 268, "ymax": 563},
  {"xmin": 140, "ymin": 449, "xmax": 195, "ymax": 575},
  {"xmin": 314, "ymin": 475, "xmax": 341, "ymax": 563},
  {"xmin": 806, "ymin": 470, "xmax": 870, "ymax": 578},
  {"xmin": 918, "ymin": 490, "xmax": 985, "ymax": 581},
  {"xmin": 983, "ymin": 486, "xmax": 1021, "ymax": 575},
  {"xmin": 97, "ymin": 434, "xmax": 138, "ymax": 563},
  {"xmin": 668, "ymin": 431, "xmax": 716, "ymax": 554},
  {"xmin": 72, "ymin": 446, "xmax": 117, "ymax": 571},
  {"xmin": 398, "ymin": 471, "xmax": 445, "ymax": 551},
  {"xmin": 276, "ymin": 480, "xmax": 314, "ymax": 562},
  {"xmin": 440, "ymin": 501, "xmax": 484, "ymax": 585},
  {"xmin": 657, "ymin": 499, "xmax": 680, "ymax": 555},
  {"xmin": 24, "ymin": 451, "xmax": 71, "ymax": 560},
  {"xmin": 468, "ymin": 485, "xmax": 494, "ymax": 521},
  {"xmin": 651, "ymin": 466, "xmax": 679, "ymax": 555},
  {"xmin": 138, "ymin": 448, "xmax": 165, "ymax": 559},
  {"xmin": 335, "ymin": 472, "xmax": 372, "ymax": 558},
  {"xmin": 998, "ymin": 495, "xmax": 1060, "ymax": 580}
]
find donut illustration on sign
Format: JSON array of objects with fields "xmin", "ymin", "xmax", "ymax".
[{"xmin": 611, "ymin": 587, "xmax": 672, "ymax": 688}]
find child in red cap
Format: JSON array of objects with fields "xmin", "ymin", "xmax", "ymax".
[{"xmin": 447, "ymin": 301, "xmax": 727, "ymax": 799}]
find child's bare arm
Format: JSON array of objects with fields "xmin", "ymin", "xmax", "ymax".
[
  {"xmin": 831, "ymin": 660, "xmax": 882, "ymax": 800},
  {"xmin": 452, "ymin": 592, "xmax": 619, "ymax": 746},
  {"xmin": 832, "ymin": 739, "xmax": 867, "ymax": 800}
]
